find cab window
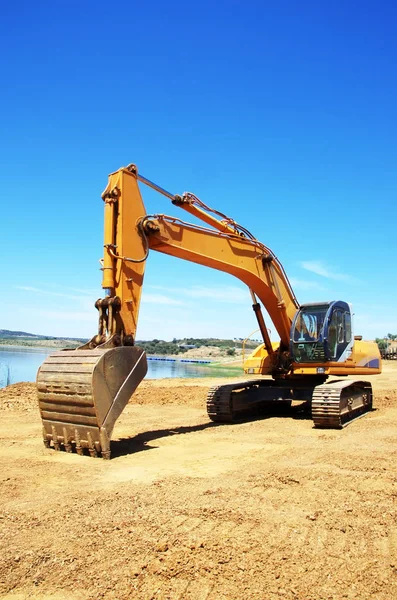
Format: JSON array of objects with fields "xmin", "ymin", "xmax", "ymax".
[
  {"xmin": 344, "ymin": 312, "xmax": 352, "ymax": 343},
  {"xmin": 337, "ymin": 311, "xmax": 344, "ymax": 343},
  {"xmin": 328, "ymin": 311, "xmax": 339, "ymax": 358}
]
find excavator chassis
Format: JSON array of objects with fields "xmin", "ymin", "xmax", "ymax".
[
  {"xmin": 207, "ymin": 378, "xmax": 373, "ymax": 428},
  {"xmin": 37, "ymin": 346, "xmax": 147, "ymax": 459},
  {"xmin": 207, "ymin": 379, "xmax": 294, "ymax": 422}
]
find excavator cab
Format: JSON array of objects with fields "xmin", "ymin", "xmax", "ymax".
[{"xmin": 290, "ymin": 301, "xmax": 353, "ymax": 364}]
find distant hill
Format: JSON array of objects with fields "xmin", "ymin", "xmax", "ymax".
[
  {"xmin": 0, "ymin": 329, "xmax": 41, "ymax": 339},
  {"xmin": 0, "ymin": 329, "xmax": 87, "ymax": 342},
  {"xmin": 0, "ymin": 330, "xmax": 260, "ymax": 354},
  {"xmin": 0, "ymin": 329, "xmax": 88, "ymax": 348}
]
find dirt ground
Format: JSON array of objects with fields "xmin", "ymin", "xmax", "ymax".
[{"xmin": 0, "ymin": 365, "xmax": 397, "ymax": 600}]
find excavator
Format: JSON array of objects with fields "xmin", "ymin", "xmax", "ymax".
[{"xmin": 36, "ymin": 163, "xmax": 381, "ymax": 458}]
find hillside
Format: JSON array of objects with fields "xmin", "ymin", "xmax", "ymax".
[
  {"xmin": 0, "ymin": 329, "xmax": 87, "ymax": 349},
  {"xmin": 0, "ymin": 329, "xmax": 40, "ymax": 339},
  {"xmin": 0, "ymin": 330, "xmax": 259, "ymax": 356}
]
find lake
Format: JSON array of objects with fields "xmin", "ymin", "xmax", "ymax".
[{"xmin": 0, "ymin": 347, "xmax": 242, "ymax": 388}]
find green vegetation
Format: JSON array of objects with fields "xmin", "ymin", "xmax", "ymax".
[
  {"xmin": 0, "ymin": 363, "xmax": 11, "ymax": 387},
  {"xmin": 136, "ymin": 340, "xmax": 186, "ymax": 355},
  {"xmin": 135, "ymin": 337, "xmax": 257, "ymax": 357},
  {"xmin": 376, "ymin": 338, "xmax": 387, "ymax": 351},
  {"xmin": 1, "ymin": 329, "xmax": 259, "ymax": 357},
  {"xmin": 376, "ymin": 333, "xmax": 397, "ymax": 351},
  {"xmin": 173, "ymin": 337, "xmax": 258, "ymax": 349},
  {"xmin": 206, "ymin": 363, "xmax": 244, "ymax": 376}
]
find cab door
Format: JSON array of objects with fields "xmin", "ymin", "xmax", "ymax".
[{"xmin": 323, "ymin": 302, "xmax": 352, "ymax": 362}]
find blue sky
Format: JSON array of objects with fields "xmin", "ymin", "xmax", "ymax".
[{"xmin": 1, "ymin": 1, "xmax": 396, "ymax": 341}]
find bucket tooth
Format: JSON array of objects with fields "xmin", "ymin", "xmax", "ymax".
[
  {"xmin": 37, "ymin": 346, "xmax": 147, "ymax": 459},
  {"xmin": 52, "ymin": 425, "xmax": 60, "ymax": 451},
  {"xmin": 75, "ymin": 429, "xmax": 83, "ymax": 455},
  {"xmin": 87, "ymin": 432, "xmax": 97, "ymax": 458},
  {"xmin": 100, "ymin": 427, "xmax": 111, "ymax": 460},
  {"xmin": 43, "ymin": 427, "xmax": 51, "ymax": 448}
]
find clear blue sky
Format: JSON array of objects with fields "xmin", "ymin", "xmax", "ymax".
[{"xmin": 1, "ymin": 0, "xmax": 396, "ymax": 341}]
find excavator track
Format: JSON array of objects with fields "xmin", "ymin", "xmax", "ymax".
[
  {"xmin": 37, "ymin": 346, "xmax": 147, "ymax": 459},
  {"xmin": 207, "ymin": 378, "xmax": 373, "ymax": 429},
  {"xmin": 206, "ymin": 382, "xmax": 238, "ymax": 422},
  {"xmin": 312, "ymin": 380, "xmax": 372, "ymax": 428},
  {"xmin": 206, "ymin": 379, "xmax": 292, "ymax": 422}
]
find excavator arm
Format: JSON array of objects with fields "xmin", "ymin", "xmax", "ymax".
[
  {"xmin": 36, "ymin": 163, "xmax": 381, "ymax": 458},
  {"xmin": 99, "ymin": 164, "xmax": 298, "ymax": 351}
]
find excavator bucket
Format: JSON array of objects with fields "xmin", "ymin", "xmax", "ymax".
[{"xmin": 36, "ymin": 346, "xmax": 147, "ymax": 459}]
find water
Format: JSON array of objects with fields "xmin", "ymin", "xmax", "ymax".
[{"xmin": 0, "ymin": 347, "xmax": 242, "ymax": 388}]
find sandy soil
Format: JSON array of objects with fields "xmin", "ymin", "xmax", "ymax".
[{"xmin": 0, "ymin": 365, "xmax": 396, "ymax": 600}]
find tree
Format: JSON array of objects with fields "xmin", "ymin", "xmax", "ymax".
[{"xmin": 375, "ymin": 338, "xmax": 387, "ymax": 351}]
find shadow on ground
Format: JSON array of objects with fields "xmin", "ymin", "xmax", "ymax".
[
  {"xmin": 111, "ymin": 402, "xmax": 312, "ymax": 458},
  {"xmin": 111, "ymin": 421, "xmax": 218, "ymax": 457}
]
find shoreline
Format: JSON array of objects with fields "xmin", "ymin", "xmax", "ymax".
[
  {"xmin": 0, "ymin": 343, "xmax": 244, "ymax": 371},
  {"xmin": 0, "ymin": 344, "xmax": 61, "ymax": 353}
]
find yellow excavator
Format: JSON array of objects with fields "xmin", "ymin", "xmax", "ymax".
[{"xmin": 37, "ymin": 164, "xmax": 381, "ymax": 458}]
